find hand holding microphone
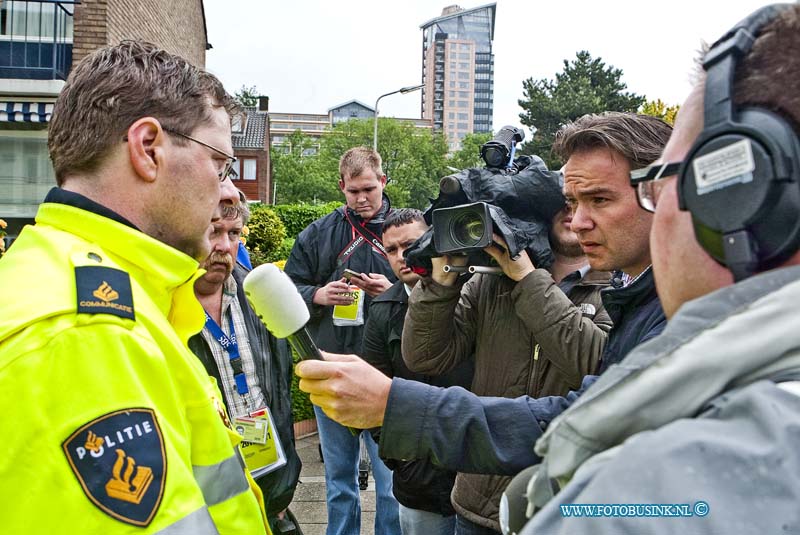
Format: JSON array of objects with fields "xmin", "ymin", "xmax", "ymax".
[{"xmin": 243, "ymin": 264, "xmax": 377, "ymax": 432}]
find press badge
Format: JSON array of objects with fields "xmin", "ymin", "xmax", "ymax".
[
  {"xmin": 332, "ymin": 288, "xmax": 364, "ymax": 326},
  {"xmin": 233, "ymin": 416, "xmax": 268, "ymax": 444},
  {"xmin": 238, "ymin": 407, "xmax": 287, "ymax": 478}
]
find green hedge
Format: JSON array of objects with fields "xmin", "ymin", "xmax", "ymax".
[
  {"xmin": 272, "ymin": 202, "xmax": 340, "ymax": 237},
  {"xmin": 290, "ymin": 350, "xmax": 315, "ymax": 422}
]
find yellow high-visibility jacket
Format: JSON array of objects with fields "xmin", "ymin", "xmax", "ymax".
[{"xmin": 0, "ymin": 200, "xmax": 269, "ymax": 534}]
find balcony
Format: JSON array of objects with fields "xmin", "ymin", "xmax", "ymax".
[{"xmin": 0, "ymin": 1, "xmax": 76, "ymax": 81}]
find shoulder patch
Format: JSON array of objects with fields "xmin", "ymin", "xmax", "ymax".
[
  {"xmin": 75, "ymin": 266, "xmax": 135, "ymax": 320},
  {"xmin": 62, "ymin": 408, "xmax": 165, "ymax": 527},
  {"xmin": 579, "ymin": 303, "xmax": 597, "ymax": 317}
]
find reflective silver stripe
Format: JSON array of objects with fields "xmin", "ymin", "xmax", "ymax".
[
  {"xmin": 155, "ymin": 506, "xmax": 219, "ymax": 534},
  {"xmin": 193, "ymin": 450, "xmax": 250, "ymax": 506}
]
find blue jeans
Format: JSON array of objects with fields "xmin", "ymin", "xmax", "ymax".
[
  {"xmin": 455, "ymin": 515, "xmax": 501, "ymax": 535},
  {"xmin": 315, "ymin": 406, "xmax": 400, "ymax": 535},
  {"xmin": 399, "ymin": 504, "xmax": 455, "ymax": 535}
]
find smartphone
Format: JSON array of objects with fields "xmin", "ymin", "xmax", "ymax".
[{"xmin": 342, "ymin": 268, "xmax": 362, "ymax": 281}]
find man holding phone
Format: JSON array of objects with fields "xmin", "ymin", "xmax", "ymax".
[{"xmin": 284, "ymin": 146, "xmax": 400, "ymax": 535}]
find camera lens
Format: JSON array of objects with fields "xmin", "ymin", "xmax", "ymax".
[
  {"xmin": 451, "ymin": 212, "xmax": 486, "ymax": 247},
  {"xmin": 481, "ymin": 145, "xmax": 507, "ymax": 168}
]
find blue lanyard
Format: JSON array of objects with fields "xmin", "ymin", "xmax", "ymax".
[{"xmin": 204, "ymin": 311, "xmax": 249, "ymax": 396}]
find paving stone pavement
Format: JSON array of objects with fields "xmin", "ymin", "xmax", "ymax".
[{"xmin": 291, "ymin": 433, "xmax": 377, "ymax": 535}]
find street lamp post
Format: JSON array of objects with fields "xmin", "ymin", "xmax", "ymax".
[{"xmin": 373, "ymin": 84, "xmax": 424, "ymax": 151}]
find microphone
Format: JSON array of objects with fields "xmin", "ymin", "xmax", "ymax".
[
  {"xmin": 242, "ymin": 263, "xmax": 322, "ymax": 361},
  {"xmin": 243, "ymin": 263, "xmax": 361, "ymax": 435}
]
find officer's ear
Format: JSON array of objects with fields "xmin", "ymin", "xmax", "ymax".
[{"xmin": 126, "ymin": 118, "xmax": 166, "ymax": 184}]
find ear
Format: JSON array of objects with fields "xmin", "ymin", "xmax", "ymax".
[
  {"xmin": 380, "ymin": 174, "xmax": 388, "ymax": 187},
  {"xmin": 338, "ymin": 178, "xmax": 346, "ymax": 192},
  {"xmin": 126, "ymin": 117, "xmax": 165, "ymax": 183}
]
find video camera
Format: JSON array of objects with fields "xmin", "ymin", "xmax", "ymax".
[
  {"xmin": 403, "ymin": 125, "xmax": 565, "ymax": 276},
  {"xmin": 434, "ymin": 126, "xmax": 526, "ymax": 255}
]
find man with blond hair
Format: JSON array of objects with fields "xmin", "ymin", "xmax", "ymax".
[{"xmin": 285, "ymin": 146, "xmax": 400, "ymax": 535}]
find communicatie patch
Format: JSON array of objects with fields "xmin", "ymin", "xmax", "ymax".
[
  {"xmin": 62, "ymin": 408, "xmax": 165, "ymax": 527},
  {"xmin": 75, "ymin": 266, "xmax": 135, "ymax": 320}
]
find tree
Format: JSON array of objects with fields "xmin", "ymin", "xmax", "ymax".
[
  {"xmin": 449, "ymin": 132, "xmax": 493, "ymax": 171},
  {"xmin": 317, "ymin": 118, "xmax": 449, "ymax": 209},
  {"xmin": 640, "ymin": 99, "xmax": 680, "ymax": 125},
  {"xmin": 518, "ymin": 51, "xmax": 645, "ymax": 168},
  {"xmin": 270, "ymin": 130, "xmax": 337, "ymax": 204},
  {"xmin": 234, "ymin": 85, "xmax": 259, "ymax": 107}
]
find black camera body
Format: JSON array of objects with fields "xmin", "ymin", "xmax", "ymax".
[
  {"xmin": 432, "ymin": 126, "xmax": 525, "ymax": 256},
  {"xmin": 404, "ymin": 126, "xmax": 563, "ymax": 275}
]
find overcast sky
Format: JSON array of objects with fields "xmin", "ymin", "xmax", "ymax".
[{"xmin": 204, "ymin": 0, "xmax": 775, "ymax": 136}]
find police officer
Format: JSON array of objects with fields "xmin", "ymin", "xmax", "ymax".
[{"xmin": 0, "ymin": 41, "xmax": 268, "ymax": 533}]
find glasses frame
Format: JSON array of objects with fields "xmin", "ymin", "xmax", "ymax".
[
  {"xmin": 630, "ymin": 161, "xmax": 683, "ymax": 213},
  {"xmin": 163, "ymin": 128, "xmax": 238, "ymax": 182}
]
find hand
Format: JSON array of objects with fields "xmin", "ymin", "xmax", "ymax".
[
  {"xmin": 484, "ymin": 234, "xmax": 535, "ymax": 282},
  {"xmin": 312, "ymin": 279, "xmax": 357, "ymax": 306},
  {"xmin": 431, "ymin": 254, "xmax": 468, "ymax": 286},
  {"xmin": 296, "ymin": 352, "xmax": 391, "ymax": 429},
  {"xmin": 348, "ymin": 272, "xmax": 392, "ymax": 297}
]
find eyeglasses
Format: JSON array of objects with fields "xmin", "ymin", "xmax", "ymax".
[
  {"xmin": 164, "ymin": 128, "xmax": 238, "ymax": 182},
  {"xmin": 629, "ymin": 161, "xmax": 682, "ymax": 213}
]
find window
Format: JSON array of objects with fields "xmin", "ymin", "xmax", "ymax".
[
  {"xmin": 459, "ymin": 62, "xmax": 469, "ymax": 70},
  {"xmin": 449, "ymin": 91, "xmax": 455, "ymax": 97},
  {"xmin": 458, "ymin": 113, "xmax": 468, "ymax": 120},
  {"xmin": 448, "ymin": 112, "xmax": 455, "ymax": 119},
  {"xmin": 1, "ymin": 1, "xmax": 74, "ymax": 40},
  {"xmin": 449, "ymin": 81, "xmax": 456, "ymax": 88},
  {"xmin": 458, "ymin": 91, "xmax": 469, "ymax": 98},
  {"xmin": 458, "ymin": 72, "xmax": 470, "ymax": 80},
  {"xmin": 459, "ymin": 52, "xmax": 470, "ymax": 60},
  {"xmin": 231, "ymin": 113, "xmax": 245, "ymax": 133},
  {"xmin": 459, "ymin": 82, "xmax": 470, "ymax": 89},
  {"xmin": 457, "ymin": 101, "xmax": 468, "ymax": 108},
  {"xmin": 457, "ymin": 123, "xmax": 468, "ymax": 130},
  {"xmin": 242, "ymin": 158, "xmax": 257, "ymax": 181},
  {"xmin": 0, "ymin": 134, "xmax": 55, "ymax": 218}
]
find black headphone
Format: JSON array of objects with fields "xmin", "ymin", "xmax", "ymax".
[{"xmin": 677, "ymin": 3, "xmax": 800, "ymax": 281}]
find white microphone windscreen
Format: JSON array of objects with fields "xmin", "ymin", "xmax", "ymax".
[{"xmin": 242, "ymin": 263, "xmax": 310, "ymax": 338}]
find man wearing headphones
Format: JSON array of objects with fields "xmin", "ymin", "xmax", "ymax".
[{"xmin": 516, "ymin": 4, "xmax": 800, "ymax": 533}]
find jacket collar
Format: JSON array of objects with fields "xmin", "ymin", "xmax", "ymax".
[
  {"xmin": 36, "ymin": 200, "xmax": 203, "ymax": 339},
  {"xmin": 601, "ymin": 266, "xmax": 658, "ymax": 311}
]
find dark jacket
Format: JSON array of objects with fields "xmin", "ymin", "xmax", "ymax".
[
  {"xmin": 362, "ymin": 280, "xmax": 474, "ymax": 515},
  {"xmin": 284, "ymin": 200, "xmax": 396, "ymax": 354},
  {"xmin": 597, "ymin": 267, "xmax": 666, "ymax": 373},
  {"xmin": 402, "ymin": 266, "xmax": 612, "ymax": 530},
  {"xmin": 188, "ymin": 264, "xmax": 301, "ymax": 518}
]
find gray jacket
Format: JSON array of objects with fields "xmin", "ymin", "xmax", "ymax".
[{"xmin": 522, "ymin": 265, "xmax": 800, "ymax": 534}]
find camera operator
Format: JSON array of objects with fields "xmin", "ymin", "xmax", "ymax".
[
  {"xmin": 295, "ymin": 112, "xmax": 671, "ymax": 481},
  {"xmin": 402, "ymin": 199, "xmax": 612, "ymax": 534}
]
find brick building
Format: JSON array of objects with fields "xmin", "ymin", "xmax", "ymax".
[
  {"xmin": 0, "ymin": 0, "xmax": 211, "ymax": 241},
  {"xmin": 230, "ymin": 98, "xmax": 272, "ymax": 204}
]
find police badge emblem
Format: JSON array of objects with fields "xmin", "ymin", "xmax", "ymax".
[{"xmin": 62, "ymin": 408, "xmax": 166, "ymax": 526}]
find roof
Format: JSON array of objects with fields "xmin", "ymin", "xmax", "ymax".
[
  {"xmin": 327, "ymin": 99, "xmax": 374, "ymax": 113},
  {"xmin": 419, "ymin": 2, "xmax": 497, "ymax": 39},
  {"xmin": 232, "ymin": 106, "xmax": 268, "ymax": 150}
]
